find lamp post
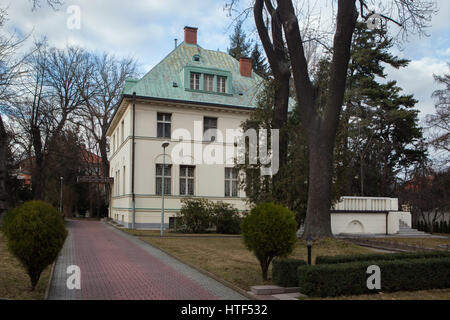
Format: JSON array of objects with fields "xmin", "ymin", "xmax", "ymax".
[
  {"xmin": 306, "ymin": 236, "xmax": 313, "ymax": 265},
  {"xmin": 59, "ymin": 176, "xmax": 64, "ymax": 216},
  {"xmin": 161, "ymin": 141, "xmax": 170, "ymax": 237}
]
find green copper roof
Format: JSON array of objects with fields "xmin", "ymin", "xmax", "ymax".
[{"xmin": 122, "ymin": 42, "xmax": 265, "ymax": 109}]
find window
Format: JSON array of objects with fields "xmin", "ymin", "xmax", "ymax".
[
  {"xmin": 204, "ymin": 74, "xmax": 214, "ymax": 92},
  {"xmin": 203, "ymin": 117, "xmax": 217, "ymax": 142},
  {"xmin": 156, "ymin": 164, "xmax": 171, "ymax": 195},
  {"xmin": 121, "ymin": 120, "xmax": 124, "ymax": 144},
  {"xmin": 217, "ymin": 76, "xmax": 226, "ymax": 93},
  {"xmin": 180, "ymin": 166, "xmax": 195, "ymax": 196},
  {"xmin": 157, "ymin": 113, "xmax": 171, "ymax": 138},
  {"xmin": 190, "ymin": 72, "xmax": 200, "ymax": 90},
  {"xmin": 112, "ymin": 134, "xmax": 115, "ymax": 153},
  {"xmin": 122, "ymin": 166, "xmax": 126, "ymax": 195},
  {"xmin": 117, "ymin": 169, "xmax": 120, "ymax": 195},
  {"xmin": 225, "ymin": 168, "xmax": 238, "ymax": 197}
]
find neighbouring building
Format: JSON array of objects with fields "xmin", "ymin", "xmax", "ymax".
[{"xmin": 107, "ymin": 27, "xmax": 263, "ymax": 229}]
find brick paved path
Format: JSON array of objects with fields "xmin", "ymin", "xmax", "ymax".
[{"xmin": 47, "ymin": 220, "xmax": 247, "ymax": 300}]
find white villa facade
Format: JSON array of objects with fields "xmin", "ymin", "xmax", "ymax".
[{"xmin": 107, "ymin": 27, "xmax": 259, "ymax": 229}]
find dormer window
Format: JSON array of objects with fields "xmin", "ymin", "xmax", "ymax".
[
  {"xmin": 190, "ymin": 72, "xmax": 200, "ymax": 90},
  {"xmin": 217, "ymin": 76, "xmax": 226, "ymax": 93},
  {"xmin": 204, "ymin": 74, "xmax": 214, "ymax": 92},
  {"xmin": 193, "ymin": 54, "xmax": 200, "ymax": 62}
]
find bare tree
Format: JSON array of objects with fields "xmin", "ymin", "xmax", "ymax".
[
  {"xmin": 74, "ymin": 53, "xmax": 138, "ymax": 180},
  {"xmin": 9, "ymin": 43, "xmax": 89, "ymax": 199},
  {"xmin": 427, "ymin": 65, "xmax": 449, "ymax": 166}
]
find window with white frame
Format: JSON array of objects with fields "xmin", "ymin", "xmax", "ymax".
[
  {"xmin": 217, "ymin": 76, "xmax": 226, "ymax": 93},
  {"xmin": 156, "ymin": 164, "xmax": 171, "ymax": 195},
  {"xmin": 157, "ymin": 113, "xmax": 171, "ymax": 138},
  {"xmin": 180, "ymin": 166, "xmax": 195, "ymax": 196},
  {"xmin": 204, "ymin": 74, "xmax": 214, "ymax": 92},
  {"xmin": 225, "ymin": 168, "xmax": 238, "ymax": 197},
  {"xmin": 190, "ymin": 72, "xmax": 200, "ymax": 90}
]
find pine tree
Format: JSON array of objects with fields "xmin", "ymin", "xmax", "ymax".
[
  {"xmin": 250, "ymin": 43, "xmax": 268, "ymax": 78},
  {"xmin": 228, "ymin": 20, "xmax": 251, "ymax": 60}
]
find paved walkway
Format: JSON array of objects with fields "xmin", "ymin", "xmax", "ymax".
[{"xmin": 47, "ymin": 220, "xmax": 247, "ymax": 300}]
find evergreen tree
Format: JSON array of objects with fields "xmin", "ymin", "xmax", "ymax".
[
  {"xmin": 228, "ymin": 20, "xmax": 251, "ymax": 60},
  {"xmin": 337, "ymin": 23, "xmax": 426, "ymax": 196},
  {"xmin": 250, "ymin": 42, "xmax": 268, "ymax": 78}
]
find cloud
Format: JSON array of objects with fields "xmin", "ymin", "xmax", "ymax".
[
  {"xmin": 1, "ymin": 0, "xmax": 232, "ymax": 69},
  {"xmin": 385, "ymin": 57, "xmax": 448, "ymax": 123}
]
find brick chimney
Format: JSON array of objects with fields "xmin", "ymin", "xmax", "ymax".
[
  {"xmin": 184, "ymin": 26, "xmax": 198, "ymax": 45},
  {"xmin": 239, "ymin": 57, "xmax": 252, "ymax": 77}
]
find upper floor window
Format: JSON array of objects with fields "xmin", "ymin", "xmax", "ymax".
[
  {"xmin": 121, "ymin": 120, "xmax": 124, "ymax": 144},
  {"xmin": 204, "ymin": 74, "xmax": 214, "ymax": 92},
  {"xmin": 180, "ymin": 165, "xmax": 195, "ymax": 196},
  {"xmin": 203, "ymin": 117, "xmax": 217, "ymax": 142},
  {"xmin": 217, "ymin": 76, "xmax": 226, "ymax": 93},
  {"xmin": 157, "ymin": 113, "xmax": 171, "ymax": 138},
  {"xmin": 190, "ymin": 72, "xmax": 200, "ymax": 90},
  {"xmin": 225, "ymin": 168, "xmax": 238, "ymax": 197}
]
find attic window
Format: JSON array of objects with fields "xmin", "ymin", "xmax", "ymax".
[{"xmin": 193, "ymin": 54, "xmax": 200, "ymax": 62}]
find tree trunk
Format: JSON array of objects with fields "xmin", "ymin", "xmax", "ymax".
[
  {"xmin": 303, "ymin": 135, "xmax": 334, "ymax": 238},
  {"xmin": 31, "ymin": 125, "xmax": 45, "ymax": 200}
]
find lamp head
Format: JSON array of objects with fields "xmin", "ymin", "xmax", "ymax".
[
  {"xmin": 162, "ymin": 141, "xmax": 170, "ymax": 148},
  {"xmin": 306, "ymin": 236, "xmax": 313, "ymax": 247}
]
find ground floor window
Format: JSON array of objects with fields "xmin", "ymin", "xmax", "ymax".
[
  {"xmin": 180, "ymin": 165, "xmax": 195, "ymax": 196},
  {"xmin": 156, "ymin": 164, "xmax": 172, "ymax": 195},
  {"xmin": 225, "ymin": 167, "xmax": 238, "ymax": 197}
]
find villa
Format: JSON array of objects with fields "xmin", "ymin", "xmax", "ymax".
[{"xmin": 106, "ymin": 26, "xmax": 263, "ymax": 229}]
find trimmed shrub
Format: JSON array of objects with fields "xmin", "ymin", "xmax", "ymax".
[
  {"xmin": 298, "ymin": 257, "xmax": 450, "ymax": 297},
  {"xmin": 1, "ymin": 201, "xmax": 67, "ymax": 290},
  {"xmin": 212, "ymin": 201, "xmax": 242, "ymax": 234},
  {"xmin": 178, "ymin": 198, "xmax": 213, "ymax": 233},
  {"xmin": 272, "ymin": 258, "xmax": 306, "ymax": 287},
  {"xmin": 241, "ymin": 202, "xmax": 297, "ymax": 280},
  {"xmin": 315, "ymin": 251, "xmax": 450, "ymax": 265}
]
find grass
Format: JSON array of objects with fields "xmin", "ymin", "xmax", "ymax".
[
  {"xmin": 0, "ymin": 232, "xmax": 51, "ymax": 300},
  {"xmin": 303, "ymin": 288, "xmax": 450, "ymax": 300},
  {"xmin": 380, "ymin": 236, "xmax": 450, "ymax": 249},
  {"xmin": 123, "ymin": 228, "xmax": 241, "ymax": 237},
  {"xmin": 139, "ymin": 236, "xmax": 375, "ymax": 291}
]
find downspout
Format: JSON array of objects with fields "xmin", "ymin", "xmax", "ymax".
[
  {"xmin": 385, "ymin": 212, "xmax": 388, "ymax": 235},
  {"xmin": 132, "ymin": 92, "xmax": 136, "ymax": 229}
]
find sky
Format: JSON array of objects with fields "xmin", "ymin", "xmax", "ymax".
[{"xmin": 2, "ymin": 0, "xmax": 449, "ymax": 127}]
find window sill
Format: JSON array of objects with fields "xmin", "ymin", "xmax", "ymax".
[{"xmin": 185, "ymin": 88, "xmax": 233, "ymax": 97}]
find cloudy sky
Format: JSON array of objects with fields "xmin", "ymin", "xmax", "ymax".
[{"xmin": 2, "ymin": 0, "xmax": 449, "ymax": 125}]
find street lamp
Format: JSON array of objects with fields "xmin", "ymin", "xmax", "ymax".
[
  {"xmin": 59, "ymin": 176, "xmax": 64, "ymax": 217},
  {"xmin": 306, "ymin": 236, "xmax": 313, "ymax": 265},
  {"xmin": 161, "ymin": 141, "xmax": 170, "ymax": 237}
]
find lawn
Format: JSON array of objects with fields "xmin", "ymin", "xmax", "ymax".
[
  {"xmin": 0, "ymin": 232, "xmax": 51, "ymax": 300},
  {"xmin": 139, "ymin": 236, "xmax": 375, "ymax": 291},
  {"xmin": 124, "ymin": 228, "xmax": 240, "ymax": 238},
  {"xmin": 380, "ymin": 236, "xmax": 450, "ymax": 250},
  {"xmin": 307, "ymin": 288, "xmax": 450, "ymax": 300}
]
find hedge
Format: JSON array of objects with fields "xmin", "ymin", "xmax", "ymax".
[
  {"xmin": 298, "ymin": 257, "xmax": 450, "ymax": 297},
  {"xmin": 315, "ymin": 251, "xmax": 450, "ymax": 265},
  {"xmin": 272, "ymin": 258, "xmax": 307, "ymax": 287}
]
